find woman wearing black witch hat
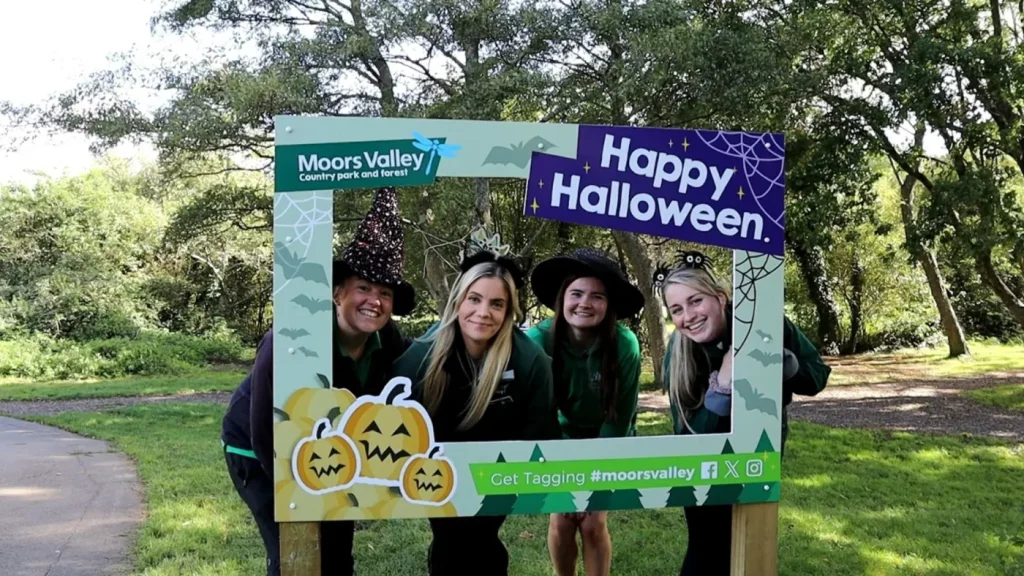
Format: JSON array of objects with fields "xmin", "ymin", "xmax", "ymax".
[
  {"xmin": 392, "ymin": 227, "xmax": 561, "ymax": 576},
  {"xmin": 655, "ymin": 250, "xmax": 830, "ymax": 576},
  {"xmin": 526, "ymin": 247, "xmax": 645, "ymax": 576},
  {"xmin": 220, "ymin": 187, "xmax": 417, "ymax": 576}
]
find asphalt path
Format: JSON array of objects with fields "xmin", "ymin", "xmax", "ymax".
[{"xmin": 0, "ymin": 417, "xmax": 143, "ymax": 576}]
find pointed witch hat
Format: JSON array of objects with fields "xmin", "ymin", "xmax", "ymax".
[{"xmin": 333, "ymin": 187, "xmax": 416, "ymax": 315}]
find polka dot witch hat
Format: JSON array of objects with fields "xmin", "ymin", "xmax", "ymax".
[{"xmin": 333, "ymin": 187, "xmax": 416, "ymax": 315}]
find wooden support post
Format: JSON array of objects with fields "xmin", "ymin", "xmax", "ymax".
[
  {"xmin": 730, "ymin": 502, "xmax": 778, "ymax": 576},
  {"xmin": 281, "ymin": 522, "xmax": 321, "ymax": 576}
]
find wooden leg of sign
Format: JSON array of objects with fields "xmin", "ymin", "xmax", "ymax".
[
  {"xmin": 281, "ymin": 522, "xmax": 321, "ymax": 576},
  {"xmin": 730, "ymin": 502, "xmax": 778, "ymax": 576}
]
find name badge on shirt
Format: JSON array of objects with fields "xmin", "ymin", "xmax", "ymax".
[{"xmin": 491, "ymin": 370, "xmax": 515, "ymax": 405}]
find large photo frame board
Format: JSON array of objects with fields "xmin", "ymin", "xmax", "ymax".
[{"xmin": 271, "ymin": 115, "xmax": 785, "ymax": 523}]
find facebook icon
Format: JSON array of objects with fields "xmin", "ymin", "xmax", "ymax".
[{"xmin": 700, "ymin": 462, "xmax": 718, "ymax": 480}]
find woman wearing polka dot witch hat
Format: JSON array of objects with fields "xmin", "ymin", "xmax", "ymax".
[
  {"xmin": 655, "ymin": 250, "xmax": 830, "ymax": 575},
  {"xmin": 526, "ymin": 247, "xmax": 645, "ymax": 576},
  {"xmin": 221, "ymin": 187, "xmax": 417, "ymax": 576}
]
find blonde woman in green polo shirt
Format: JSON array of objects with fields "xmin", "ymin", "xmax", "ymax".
[{"xmin": 526, "ymin": 248, "xmax": 645, "ymax": 576}]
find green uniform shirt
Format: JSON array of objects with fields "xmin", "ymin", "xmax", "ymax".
[
  {"xmin": 334, "ymin": 320, "xmax": 382, "ymax": 390},
  {"xmin": 526, "ymin": 318, "xmax": 641, "ymax": 439}
]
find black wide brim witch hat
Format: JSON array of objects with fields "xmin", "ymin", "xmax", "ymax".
[
  {"xmin": 332, "ymin": 187, "xmax": 416, "ymax": 316},
  {"xmin": 530, "ymin": 248, "xmax": 645, "ymax": 319}
]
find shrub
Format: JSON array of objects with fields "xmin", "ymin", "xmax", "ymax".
[{"xmin": 0, "ymin": 331, "xmax": 251, "ymax": 380}]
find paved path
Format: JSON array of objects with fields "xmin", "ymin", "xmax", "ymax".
[
  {"xmin": 639, "ymin": 375, "xmax": 1024, "ymax": 442},
  {"xmin": 0, "ymin": 417, "xmax": 144, "ymax": 576}
]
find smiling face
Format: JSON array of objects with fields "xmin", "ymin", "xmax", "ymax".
[
  {"xmin": 664, "ymin": 282, "xmax": 728, "ymax": 344},
  {"xmin": 457, "ymin": 276, "xmax": 509, "ymax": 357},
  {"xmin": 334, "ymin": 276, "xmax": 394, "ymax": 336},
  {"xmin": 561, "ymin": 276, "xmax": 608, "ymax": 334}
]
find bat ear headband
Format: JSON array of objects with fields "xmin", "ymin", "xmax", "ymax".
[
  {"xmin": 652, "ymin": 250, "xmax": 717, "ymax": 291},
  {"xmin": 459, "ymin": 227, "xmax": 526, "ymax": 289}
]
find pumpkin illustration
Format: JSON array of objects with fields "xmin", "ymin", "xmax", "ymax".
[
  {"xmin": 338, "ymin": 377, "xmax": 434, "ymax": 484},
  {"xmin": 291, "ymin": 418, "xmax": 361, "ymax": 495},
  {"xmin": 283, "ymin": 386, "xmax": 357, "ymax": 430},
  {"xmin": 275, "ymin": 479, "xmax": 333, "ymax": 521},
  {"xmin": 274, "ymin": 420, "xmax": 308, "ymax": 461},
  {"xmin": 400, "ymin": 445, "xmax": 457, "ymax": 506}
]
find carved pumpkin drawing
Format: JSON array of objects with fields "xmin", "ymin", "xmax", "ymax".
[
  {"xmin": 400, "ymin": 445, "xmax": 456, "ymax": 505},
  {"xmin": 274, "ymin": 420, "xmax": 308, "ymax": 461},
  {"xmin": 283, "ymin": 386, "xmax": 357, "ymax": 430},
  {"xmin": 338, "ymin": 377, "xmax": 434, "ymax": 484},
  {"xmin": 372, "ymin": 497, "xmax": 458, "ymax": 519},
  {"xmin": 291, "ymin": 418, "xmax": 361, "ymax": 494}
]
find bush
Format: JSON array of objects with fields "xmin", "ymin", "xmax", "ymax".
[{"xmin": 0, "ymin": 331, "xmax": 251, "ymax": 380}]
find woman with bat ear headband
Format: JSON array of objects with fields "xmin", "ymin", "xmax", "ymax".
[{"xmin": 656, "ymin": 251, "xmax": 830, "ymax": 576}]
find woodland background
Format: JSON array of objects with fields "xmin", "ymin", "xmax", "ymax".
[{"xmin": 2, "ymin": 0, "xmax": 1023, "ymax": 384}]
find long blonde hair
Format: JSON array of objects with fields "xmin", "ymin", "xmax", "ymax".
[
  {"xmin": 660, "ymin": 266, "xmax": 731, "ymax": 430},
  {"xmin": 420, "ymin": 261, "xmax": 522, "ymax": 430}
]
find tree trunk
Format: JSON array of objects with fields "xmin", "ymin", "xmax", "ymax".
[
  {"xmin": 556, "ymin": 222, "xmax": 573, "ymax": 253},
  {"xmin": 611, "ymin": 231, "xmax": 666, "ymax": 387},
  {"xmin": 843, "ymin": 258, "xmax": 864, "ymax": 354},
  {"xmin": 976, "ymin": 246, "xmax": 1024, "ymax": 326},
  {"xmin": 788, "ymin": 238, "xmax": 842, "ymax": 355},
  {"xmin": 474, "ymin": 178, "xmax": 492, "ymax": 229},
  {"xmin": 895, "ymin": 127, "xmax": 970, "ymax": 357}
]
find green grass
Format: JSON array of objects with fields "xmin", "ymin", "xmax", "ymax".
[
  {"xmin": 965, "ymin": 384, "xmax": 1024, "ymax": 413},
  {"xmin": 25, "ymin": 404, "xmax": 1024, "ymax": 575},
  {"xmin": 828, "ymin": 339, "xmax": 1024, "ymax": 385},
  {"xmin": 0, "ymin": 370, "xmax": 247, "ymax": 401}
]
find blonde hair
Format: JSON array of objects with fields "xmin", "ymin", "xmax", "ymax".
[
  {"xmin": 660, "ymin": 266, "xmax": 730, "ymax": 432},
  {"xmin": 420, "ymin": 261, "xmax": 522, "ymax": 430}
]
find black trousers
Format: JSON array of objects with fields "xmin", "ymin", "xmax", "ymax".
[
  {"xmin": 224, "ymin": 451, "xmax": 356, "ymax": 575},
  {"xmin": 427, "ymin": 515, "xmax": 508, "ymax": 575},
  {"xmin": 680, "ymin": 504, "xmax": 733, "ymax": 576}
]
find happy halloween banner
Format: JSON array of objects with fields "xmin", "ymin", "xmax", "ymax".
[{"xmin": 524, "ymin": 125, "xmax": 786, "ymax": 256}]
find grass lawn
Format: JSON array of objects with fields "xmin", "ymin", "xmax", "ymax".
[
  {"xmin": 965, "ymin": 384, "xmax": 1024, "ymax": 413},
  {"xmin": 826, "ymin": 339, "xmax": 1024, "ymax": 385},
  {"xmin": 0, "ymin": 370, "xmax": 247, "ymax": 401},
  {"xmin": 27, "ymin": 403, "xmax": 1024, "ymax": 576}
]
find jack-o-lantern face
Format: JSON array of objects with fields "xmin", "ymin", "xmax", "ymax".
[
  {"xmin": 400, "ymin": 445, "xmax": 456, "ymax": 505},
  {"xmin": 291, "ymin": 419, "xmax": 361, "ymax": 494},
  {"xmin": 339, "ymin": 378, "xmax": 434, "ymax": 483}
]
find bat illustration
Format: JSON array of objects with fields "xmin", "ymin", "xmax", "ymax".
[
  {"xmin": 482, "ymin": 136, "xmax": 557, "ymax": 168},
  {"xmin": 755, "ymin": 329, "xmax": 773, "ymax": 343},
  {"xmin": 296, "ymin": 347, "xmax": 319, "ymax": 358},
  {"xmin": 747, "ymin": 349, "xmax": 782, "ymax": 367},
  {"xmin": 279, "ymin": 328, "xmax": 311, "ymax": 340},
  {"xmin": 274, "ymin": 242, "xmax": 330, "ymax": 286},
  {"xmin": 291, "ymin": 294, "xmax": 333, "ymax": 314},
  {"xmin": 733, "ymin": 379, "xmax": 778, "ymax": 418}
]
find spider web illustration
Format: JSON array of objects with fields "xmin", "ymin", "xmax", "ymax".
[
  {"xmin": 274, "ymin": 191, "xmax": 332, "ymax": 296},
  {"xmin": 732, "ymin": 251, "xmax": 784, "ymax": 355},
  {"xmin": 697, "ymin": 131, "xmax": 785, "ymax": 231}
]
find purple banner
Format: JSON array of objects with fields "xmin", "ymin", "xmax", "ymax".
[{"xmin": 523, "ymin": 125, "xmax": 785, "ymax": 255}]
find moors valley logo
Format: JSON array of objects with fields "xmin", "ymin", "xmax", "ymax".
[{"xmin": 275, "ymin": 132, "xmax": 461, "ymax": 193}]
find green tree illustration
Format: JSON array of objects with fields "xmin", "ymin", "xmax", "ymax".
[
  {"xmin": 511, "ymin": 445, "xmax": 548, "ymax": 515},
  {"xmin": 666, "ymin": 485, "xmax": 698, "ymax": 508},
  {"xmin": 738, "ymin": 429, "xmax": 779, "ymax": 504},
  {"xmin": 703, "ymin": 439, "xmax": 743, "ymax": 506},
  {"xmin": 475, "ymin": 453, "xmax": 518, "ymax": 516}
]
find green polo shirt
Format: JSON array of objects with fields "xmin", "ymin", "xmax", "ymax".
[
  {"xmin": 335, "ymin": 326, "xmax": 381, "ymax": 388},
  {"xmin": 526, "ymin": 318, "xmax": 641, "ymax": 439}
]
